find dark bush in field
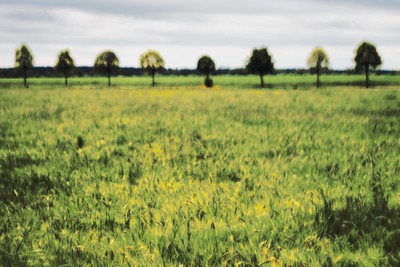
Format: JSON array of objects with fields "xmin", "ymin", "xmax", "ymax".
[{"xmin": 204, "ymin": 77, "xmax": 213, "ymax": 88}]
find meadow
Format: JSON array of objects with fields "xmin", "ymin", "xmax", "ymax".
[
  {"xmin": 0, "ymin": 82, "xmax": 400, "ymax": 266},
  {"xmin": 0, "ymin": 74, "xmax": 400, "ymax": 89}
]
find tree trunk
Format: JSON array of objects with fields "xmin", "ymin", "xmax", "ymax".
[
  {"xmin": 259, "ymin": 74, "xmax": 264, "ymax": 88},
  {"xmin": 365, "ymin": 64, "xmax": 369, "ymax": 88},
  {"xmin": 317, "ymin": 67, "xmax": 321, "ymax": 88},
  {"xmin": 152, "ymin": 73, "xmax": 155, "ymax": 87},
  {"xmin": 65, "ymin": 70, "xmax": 68, "ymax": 87},
  {"xmin": 108, "ymin": 73, "xmax": 111, "ymax": 87},
  {"xmin": 23, "ymin": 64, "xmax": 27, "ymax": 88},
  {"xmin": 205, "ymin": 73, "xmax": 209, "ymax": 86}
]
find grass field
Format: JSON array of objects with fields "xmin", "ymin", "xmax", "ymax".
[
  {"xmin": 1, "ymin": 84, "xmax": 400, "ymax": 265},
  {"xmin": 1, "ymin": 74, "xmax": 400, "ymax": 89}
]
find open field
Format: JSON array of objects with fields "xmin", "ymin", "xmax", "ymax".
[
  {"xmin": 0, "ymin": 74, "xmax": 400, "ymax": 89},
  {"xmin": 1, "ymin": 85, "xmax": 400, "ymax": 265}
]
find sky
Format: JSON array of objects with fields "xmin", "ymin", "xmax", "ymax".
[{"xmin": 0, "ymin": 0, "xmax": 399, "ymax": 70}]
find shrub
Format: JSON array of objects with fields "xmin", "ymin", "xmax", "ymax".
[{"xmin": 204, "ymin": 77, "xmax": 213, "ymax": 88}]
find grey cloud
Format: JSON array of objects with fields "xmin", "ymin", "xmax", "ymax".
[
  {"xmin": 2, "ymin": 0, "xmax": 400, "ymax": 23},
  {"xmin": 4, "ymin": 10, "xmax": 55, "ymax": 23},
  {"xmin": 315, "ymin": 0, "xmax": 400, "ymax": 9},
  {"xmin": 2, "ymin": 0, "xmax": 336, "ymax": 18}
]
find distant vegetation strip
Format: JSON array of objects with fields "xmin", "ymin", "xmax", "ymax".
[{"xmin": 0, "ymin": 66, "xmax": 398, "ymax": 79}]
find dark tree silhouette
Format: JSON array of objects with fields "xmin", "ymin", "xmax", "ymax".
[
  {"xmin": 140, "ymin": 50, "xmax": 165, "ymax": 86},
  {"xmin": 355, "ymin": 42, "xmax": 382, "ymax": 88},
  {"xmin": 15, "ymin": 44, "xmax": 34, "ymax": 88},
  {"xmin": 197, "ymin": 55, "xmax": 216, "ymax": 87},
  {"xmin": 246, "ymin": 48, "xmax": 274, "ymax": 88},
  {"xmin": 94, "ymin": 50, "xmax": 119, "ymax": 87},
  {"xmin": 55, "ymin": 49, "xmax": 75, "ymax": 86},
  {"xmin": 308, "ymin": 47, "xmax": 329, "ymax": 88}
]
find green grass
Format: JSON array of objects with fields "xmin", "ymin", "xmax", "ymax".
[
  {"xmin": 1, "ymin": 74, "xmax": 400, "ymax": 89},
  {"xmin": 1, "ymin": 85, "xmax": 400, "ymax": 265}
]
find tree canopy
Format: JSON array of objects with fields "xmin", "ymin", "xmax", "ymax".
[
  {"xmin": 308, "ymin": 47, "xmax": 329, "ymax": 88},
  {"xmin": 197, "ymin": 55, "xmax": 216, "ymax": 87},
  {"xmin": 140, "ymin": 50, "xmax": 165, "ymax": 86},
  {"xmin": 55, "ymin": 49, "xmax": 75, "ymax": 86},
  {"xmin": 15, "ymin": 44, "xmax": 34, "ymax": 88},
  {"xmin": 355, "ymin": 42, "xmax": 382, "ymax": 88},
  {"xmin": 94, "ymin": 50, "xmax": 119, "ymax": 87},
  {"xmin": 197, "ymin": 55, "xmax": 215, "ymax": 76},
  {"xmin": 246, "ymin": 48, "xmax": 274, "ymax": 88}
]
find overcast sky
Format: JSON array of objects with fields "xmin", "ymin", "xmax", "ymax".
[{"xmin": 0, "ymin": 0, "xmax": 399, "ymax": 70}]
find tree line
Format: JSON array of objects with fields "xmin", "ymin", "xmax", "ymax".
[{"xmin": 12, "ymin": 41, "xmax": 383, "ymax": 88}]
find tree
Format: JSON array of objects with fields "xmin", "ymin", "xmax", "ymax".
[
  {"xmin": 354, "ymin": 41, "xmax": 382, "ymax": 88},
  {"xmin": 308, "ymin": 47, "xmax": 329, "ymax": 88},
  {"xmin": 140, "ymin": 50, "xmax": 165, "ymax": 86},
  {"xmin": 94, "ymin": 50, "xmax": 119, "ymax": 87},
  {"xmin": 246, "ymin": 48, "xmax": 274, "ymax": 88},
  {"xmin": 197, "ymin": 55, "xmax": 216, "ymax": 87},
  {"xmin": 15, "ymin": 44, "xmax": 34, "ymax": 88},
  {"xmin": 55, "ymin": 49, "xmax": 75, "ymax": 86}
]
